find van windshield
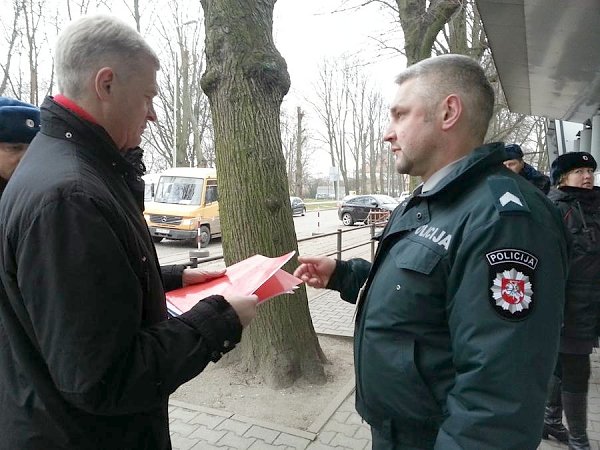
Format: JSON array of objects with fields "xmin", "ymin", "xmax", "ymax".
[{"xmin": 154, "ymin": 176, "xmax": 204, "ymax": 205}]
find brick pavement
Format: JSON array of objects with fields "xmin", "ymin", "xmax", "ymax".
[
  {"xmin": 167, "ymin": 232, "xmax": 600, "ymax": 449},
  {"xmin": 169, "ymin": 287, "xmax": 600, "ymax": 450}
]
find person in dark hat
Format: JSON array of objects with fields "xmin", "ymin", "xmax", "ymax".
[
  {"xmin": 0, "ymin": 96, "xmax": 40, "ymax": 194},
  {"xmin": 545, "ymin": 151, "xmax": 600, "ymax": 449},
  {"xmin": 503, "ymin": 143, "xmax": 551, "ymax": 194}
]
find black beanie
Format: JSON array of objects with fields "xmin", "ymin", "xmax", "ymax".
[
  {"xmin": 550, "ymin": 152, "xmax": 597, "ymax": 185},
  {"xmin": 504, "ymin": 143, "xmax": 524, "ymax": 160}
]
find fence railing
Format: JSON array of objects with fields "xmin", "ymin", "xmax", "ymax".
[{"xmin": 187, "ymin": 221, "xmax": 387, "ymax": 268}]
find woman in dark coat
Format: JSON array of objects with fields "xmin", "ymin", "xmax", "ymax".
[{"xmin": 544, "ymin": 152, "xmax": 600, "ymax": 450}]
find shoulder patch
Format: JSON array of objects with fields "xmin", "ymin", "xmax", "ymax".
[
  {"xmin": 487, "ymin": 176, "xmax": 530, "ymax": 215},
  {"xmin": 487, "ymin": 248, "xmax": 537, "ymax": 321}
]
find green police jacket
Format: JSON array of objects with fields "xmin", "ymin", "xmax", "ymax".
[{"xmin": 327, "ymin": 143, "xmax": 569, "ymax": 450}]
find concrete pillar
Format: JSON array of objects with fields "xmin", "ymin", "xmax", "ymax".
[
  {"xmin": 581, "ymin": 127, "xmax": 592, "ymax": 153},
  {"xmin": 592, "ymin": 114, "xmax": 600, "ymax": 162}
]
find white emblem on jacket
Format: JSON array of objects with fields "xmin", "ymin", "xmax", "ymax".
[{"xmin": 490, "ymin": 268, "xmax": 532, "ymax": 313}]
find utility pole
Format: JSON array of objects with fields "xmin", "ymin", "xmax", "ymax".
[{"xmin": 295, "ymin": 107, "xmax": 304, "ymax": 197}]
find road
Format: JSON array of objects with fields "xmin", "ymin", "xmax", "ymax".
[{"xmin": 155, "ymin": 208, "xmax": 376, "ymax": 266}]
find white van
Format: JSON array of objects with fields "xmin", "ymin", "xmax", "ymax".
[{"xmin": 142, "ymin": 173, "xmax": 161, "ymax": 202}]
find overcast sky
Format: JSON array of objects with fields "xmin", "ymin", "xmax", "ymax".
[
  {"xmin": 272, "ymin": 0, "xmax": 405, "ymax": 175},
  {"xmin": 0, "ymin": 0, "xmax": 406, "ymax": 176}
]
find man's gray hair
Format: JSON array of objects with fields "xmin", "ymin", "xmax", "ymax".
[
  {"xmin": 55, "ymin": 15, "xmax": 160, "ymax": 99},
  {"xmin": 395, "ymin": 54, "xmax": 495, "ymax": 141}
]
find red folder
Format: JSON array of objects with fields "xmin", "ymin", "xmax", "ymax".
[{"xmin": 166, "ymin": 251, "xmax": 302, "ymax": 316}]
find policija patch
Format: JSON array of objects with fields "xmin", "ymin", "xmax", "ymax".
[{"xmin": 486, "ymin": 249, "xmax": 538, "ymax": 320}]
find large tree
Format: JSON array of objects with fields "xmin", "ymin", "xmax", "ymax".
[{"xmin": 199, "ymin": 0, "xmax": 326, "ymax": 388}]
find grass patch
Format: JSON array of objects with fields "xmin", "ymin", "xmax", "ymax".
[{"xmin": 305, "ymin": 201, "xmax": 337, "ymax": 211}]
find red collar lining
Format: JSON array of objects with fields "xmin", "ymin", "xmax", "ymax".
[{"xmin": 53, "ymin": 95, "xmax": 98, "ymax": 124}]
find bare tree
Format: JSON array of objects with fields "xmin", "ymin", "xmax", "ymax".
[
  {"xmin": 141, "ymin": 1, "xmax": 212, "ymax": 171},
  {"xmin": 200, "ymin": 0, "xmax": 326, "ymax": 388},
  {"xmin": 0, "ymin": 0, "xmax": 22, "ymax": 96},
  {"xmin": 21, "ymin": 0, "xmax": 46, "ymax": 104},
  {"xmin": 311, "ymin": 58, "xmax": 352, "ymax": 196}
]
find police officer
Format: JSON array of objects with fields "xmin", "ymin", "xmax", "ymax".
[
  {"xmin": 295, "ymin": 54, "xmax": 569, "ymax": 450},
  {"xmin": 0, "ymin": 97, "xmax": 40, "ymax": 195}
]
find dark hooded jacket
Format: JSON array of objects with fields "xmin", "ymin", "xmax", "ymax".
[
  {"xmin": 548, "ymin": 186, "xmax": 600, "ymax": 340},
  {"xmin": 0, "ymin": 97, "xmax": 242, "ymax": 449}
]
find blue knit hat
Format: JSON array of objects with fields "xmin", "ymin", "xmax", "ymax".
[
  {"xmin": 0, "ymin": 97, "xmax": 40, "ymax": 144},
  {"xmin": 551, "ymin": 152, "xmax": 597, "ymax": 185},
  {"xmin": 504, "ymin": 143, "xmax": 524, "ymax": 160}
]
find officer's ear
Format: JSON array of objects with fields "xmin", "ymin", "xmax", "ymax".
[{"xmin": 440, "ymin": 94, "xmax": 462, "ymax": 131}]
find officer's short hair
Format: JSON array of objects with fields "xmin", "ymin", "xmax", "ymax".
[{"xmin": 395, "ymin": 54, "xmax": 495, "ymax": 142}]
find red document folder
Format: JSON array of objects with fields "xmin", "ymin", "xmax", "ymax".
[{"xmin": 166, "ymin": 251, "xmax": 302, "ymax": 316}]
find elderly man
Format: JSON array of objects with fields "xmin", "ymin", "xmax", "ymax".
[
  {"xmin": 0, "ymin": 16, "xmax": 257, "ymax": 449},
  {"xmin": 503, "ymin": 143, "xmax": 551, "ymax": 194},
  {"xmin": 0, "ymin": 97, "xmax": 40, "ymax": 194},
  {"xmin": 295, "ymin": 55, "xmax": 569, "ymax": 449}
]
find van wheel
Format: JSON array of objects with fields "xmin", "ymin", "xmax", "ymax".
[
  {"xmin": 152, "ymin": 236, "xmax": 163, "ymax": 244},
  {"xmin": 198, "ymin": 225, "xmax": 211, "ymax": 248}
]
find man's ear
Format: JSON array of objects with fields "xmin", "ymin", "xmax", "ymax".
[
  {"xmin": 440, "ymin": 94, "xmax": 462, "ymax": 131},
  {"xmin": 95, "ymin": 67, "xmax": 115, "ymax": 100}
]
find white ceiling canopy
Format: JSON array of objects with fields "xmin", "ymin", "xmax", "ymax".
[{"xmin": 476, "ymin": 0, "xmax": 600, "ymax": 124}]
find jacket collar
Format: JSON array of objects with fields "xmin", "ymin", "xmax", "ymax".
[
  {"xmin": 382, "ymin": 143, "xmax": 506, "ymax": 237},
  {"xmin": 417, "ymin": 142, "xmax": 506, "ymax": 198},
  {"xmin": 40, "ymin": 96, "xmax": 133, "ymax": 177}
]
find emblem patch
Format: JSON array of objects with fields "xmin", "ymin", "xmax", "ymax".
[{"xmin": 487, "ymin": 249, "xmax": 537, "ymax": 320}]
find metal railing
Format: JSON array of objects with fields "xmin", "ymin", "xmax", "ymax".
[{"xmin": 187, "ymin": 221, "xmax": 387, "ymax": 268}]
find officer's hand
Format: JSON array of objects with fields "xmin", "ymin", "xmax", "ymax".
[
  {"xmin": 182, "ymin": 268, "xmax": 226, "ymax": 287},
  {"xmin": 294, "ymin": 256, "xmax": 336, "ymax": 289},
  {"xmin": 225, "ymin": 295, "xmax": 259, "ymax": 328}
]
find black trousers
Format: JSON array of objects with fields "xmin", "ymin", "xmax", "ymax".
[
  {"xmin": 371, "ymin": 427, "xmax": 430, "ymax": 450},
  {"xmin": 559, "ymin": 353, "xmax": 590, "ymax": 393}
]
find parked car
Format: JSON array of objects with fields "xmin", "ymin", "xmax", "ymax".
[
  {"xmin": 315, "ymin": 193, "xmax": 335, "ymax": 200},
  {"xmin": 338, "ymin": 194, "xmax": 399, "ymax": 226},
  {"xmin": 396, "ymin": 191, "xmax": 411, "ymax": 203},
  {"xmin": 290, "ymin": 196, "xmax": 306, "ymax": 216},
  {"xmin": 336, "ymin": 194, "xmax": 357, "ymax": 208}
]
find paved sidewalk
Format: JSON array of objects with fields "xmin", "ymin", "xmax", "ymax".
[{"xmin": 167, "ymin": 237, "xmax": 600, "ymax": 449}]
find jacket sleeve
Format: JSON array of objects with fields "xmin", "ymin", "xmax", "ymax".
[
  {"xmin": 14, "ymin": 193, "xmax": 242, "ymax": 416},
  {"xmin": 434, "ymin": 213, "xmax": 568, "ymax": 450},
  {"xmin": 326, "ymin": 258, "xmax": 372, "ymax": 304},
  {"xmin": 161, "ymin": 264, "xmax": 186, "ymax": 291}
]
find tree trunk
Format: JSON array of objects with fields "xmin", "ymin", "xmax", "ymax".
[
  {"xmin": 396, "ymin": 0, "xmax": 463, "ymax": 66},
  {"xmin": 200, "ymin": 0, "xmax": 326, "ymax": 388}
]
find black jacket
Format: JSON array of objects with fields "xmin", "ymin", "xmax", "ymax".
[
  {"xmin": 548, "ymin": 186, "xmax": 600, "ymax": 340},
  {"xmin": 520, "ymin": 163, "xmax": 550, "ymax": 194},
  {"xmin": 0, "ymin": 97, "xmax": 242, "ymax": 449}
]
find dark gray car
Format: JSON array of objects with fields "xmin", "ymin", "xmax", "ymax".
[
  {"xmin": 290, "ymin": 196, "xmax": 306, "ymax": 216},
  {"xmin": 338, "ymin": 194, "xmax": 398, "ymax": 226}
]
